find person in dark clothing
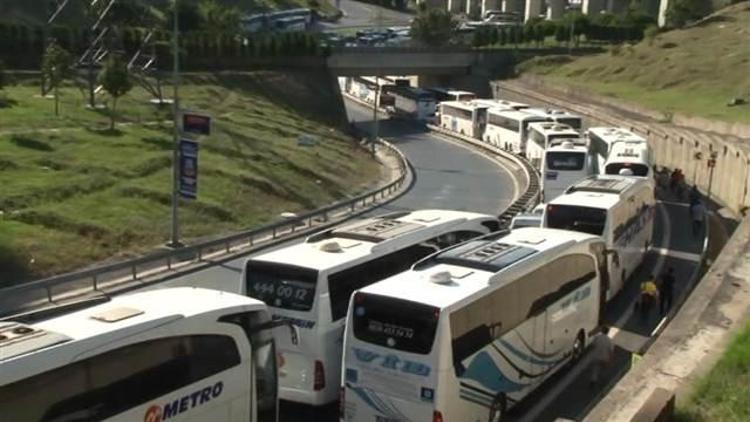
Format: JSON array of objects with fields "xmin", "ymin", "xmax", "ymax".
[
  {"xmin": 689, "ymin": 185, "xmax": 700, "ymax": 206},
  {"xmin": 659, "ymin": 267, "xmax": 676, "ymax": 316}
]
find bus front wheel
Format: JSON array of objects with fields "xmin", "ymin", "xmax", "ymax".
[{"xmin": 489, "ymin": 393, "xmax": 506, "ymax": 422}]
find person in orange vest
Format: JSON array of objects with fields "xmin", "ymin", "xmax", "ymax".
[{"xmin": 639, "ymin": 275, "xmax": 659, "ymax": 323}]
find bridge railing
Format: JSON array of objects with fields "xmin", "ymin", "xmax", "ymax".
[{"xmin": 0, "ymin": 140, "xmax": 409, "ymax": 319}]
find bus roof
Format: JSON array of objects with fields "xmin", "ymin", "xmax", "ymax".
[
  {"xmin": 587, "ymin": 126, "xmax": 646, "ymax": 143},
  {"xmin": 473, "ymin": 99, "xmax": 528, "ymax": 110},
  {"xmin": 525, "ymin": 108, "xmax": 580, "ymax": 118},
  {"xmin": 548, "ymin": 175, "xmax": 647, "ymax": 209},
  {"xmin": 0, "ymin": 287, "xmax": 263, "ymax": 383},
  {"xmin": 359, "ymin": 228, "xmax": 597, "ymax": 309},
  {"xmin": 528, "ymin": 121, "xmax": 579, "ymax": 136},
  {"xmin": 248, "ymin": 210, "xmax": 496, "ymax": 272},
  {"xmin": 487, "ymin": 108, "xmax": 545, "ymax": 120},
  {"xmin": 440, "ymin": 100, "xmax": 486, "ymax": 111}
]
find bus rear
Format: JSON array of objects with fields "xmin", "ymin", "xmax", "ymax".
[
  {"xmin": 542, "ymin": 143, "xmax": 590, "ymax": 202},
  {"xmin": 342, "ymin": 292, "xmax": 443, "ymax": 422}
]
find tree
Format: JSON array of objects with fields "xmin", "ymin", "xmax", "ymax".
[
  {"xmin": 499, "ymin": 27, "xmax": 507, "ymax": 45},
  {"xmin": 410, "ymin": 6, "xmax": 459, "ymax": 47},
  {"xmin": 666, "ymin": 0, "xmax": 710, "ymax": 28},
  {"xmin": 489, "ymin": 28, "xmax": 499, "ymax": 46},
  {"xmin": 41, "ymin": 42, "xmax": 73, "ymax": 116},
  {"xmin": 99, "ymin": 55, "xmax": 133, "ymax": 131}
]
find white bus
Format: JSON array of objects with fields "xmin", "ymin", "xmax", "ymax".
[
  {"xmin": 544, "ymin": 175, "xmax": 655, "ymax": 299},
  {"xmin": 587, "ymin": 127, "xmax": 647, "ymax": 175},
  {"xmin": 438, "ymin": 101, "xmax": 489, "ymax": 139},
  {"xmin": 387, "ymin": 86, "xmax": 437, "ymax": 122},
  {"xmin": 525, "ymin": 108, "xmax": 583, "ymax": 130},
  {"xmin": 603, "ymin": 140, "xmax": 654, "ymax": 180},
  {"xmin": 484, "ymin": 109, "xmax": 550, "ymax": 154},
  {"xmin": 242, "ymin": 210, "xmax": 500, "ymax": 408},
  {"xmin": 341, "ymin": 228, "xmax": 607, "ymax": 422},
  {"xmin": 542, "ymin": 140, "xmax": 593, "ymax": 202},
  {"xmin": 0, "ymin": 287, "xmax": 295, "ymax": 422},
  {"xmin": 427, "ymin": 88, "xmax": 476, "ymax": 102},
  {"xmin": 473, "ymin": 98, "xmax": 529, "ymax": 111},
  {"xmin": 526, "ymin": 122, "xmax": 582, "ymax": 170}
]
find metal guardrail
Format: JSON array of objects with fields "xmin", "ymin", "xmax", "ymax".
[
  {"xmin": 426, "ymin": 124, "xmax": 541, "ymax": 227},
  {"xmin": 0, "ymin": 140, "xmax": 410, "ymax": 318}
]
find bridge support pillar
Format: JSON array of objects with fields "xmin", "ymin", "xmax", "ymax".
[
  {"xmin": 448, "ymin": 0, "xmax": 464, "ymax": 14},
  {"xmin": 482, "ymin": 0, "xmax": 501, "ymax": 15},
  {"xmin": 582, "ymin": 0, "xmax": 605, "ymax": 15},
  {"xmin": 546, "ymin": 0, "xmax": 566, "ymax": 19},
  {"xmin": 466, "ymin": 0, "xmax": 482, "ymax": 18},
  {"xmin": 502, "ymin": 0, "xmax": 524, "ymax": 13},
  {"xmin": 524, "ymin": 0, "xmax": 544, "ymax": 21}
]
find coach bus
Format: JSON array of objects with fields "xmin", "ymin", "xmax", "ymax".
[
  {"xmin": 242, "ymin": 210, "xmax": 500, "ymax": 409},
  {"xmin": 341, "ymin": 228, "xmax": 606, "ymax": 422},
  {"xmin": 0, "ymin": 287, "xmax": 295, "ymax": 422},
  {"xmin": 544, "ymin": 175, "xmax": 655, "ymax": 299}
]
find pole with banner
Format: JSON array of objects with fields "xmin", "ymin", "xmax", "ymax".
[{"xmin": 178, "ymin": 139, "xmax": 199, "ymax": 200}]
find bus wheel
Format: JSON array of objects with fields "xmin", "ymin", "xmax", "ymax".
[
  {"xmin": 488, "ymin": 393, "xmax": 506, "ymax": 422},
  {"xmin": 572, "ymin": 331, "xmax": 585, "ymax": 363}
]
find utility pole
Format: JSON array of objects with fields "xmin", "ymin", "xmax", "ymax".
[
  {"xmin": 170, "ymin": 0, "xmax": 182, "ymax": 247},
  {"xmin": 371, "ymin": 8, "xmax": 384, "ymax": 154}
]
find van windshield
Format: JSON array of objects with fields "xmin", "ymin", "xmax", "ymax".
[
  {"xmin": 546, "ymin": 151, "xmax": 586, "ymax": 171},
  {"xmin": 546, "ymin": 204, "xmax": 606, "ymax": 236},
  {"xmin": 605, "ymin": 162, "xmax": 650, "ymax": 176},
  {"xmin": 245, "ymin": 262, "xmax": 317, "ymax": 311},
  {"xmin": 352, "ymin": 293, "xmax": 439, "ymax": 355}
]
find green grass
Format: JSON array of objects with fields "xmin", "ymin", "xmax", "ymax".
[
  {"xmin": 674, "ymin": 323, "xmax": 750, "ymax": 421},
  {"xmin": 0, "ymin": 73, "xmax": 380, "ymax": 285},
  {"xmin": 518, "ymin": 2, "xmax": 750, "ymax": 125}
]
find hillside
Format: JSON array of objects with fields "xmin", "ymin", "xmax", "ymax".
[
  {"xmin": 519, "ymin": 2, "xmax": 750, "ymax": 124},
  {"xmin": 0, "ymin": 70, "xmax": 379, "ymax": 285}
]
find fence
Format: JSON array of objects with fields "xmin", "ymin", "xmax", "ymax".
[{"xmin": 0, "ymin": 140, "xmax": 409, "ymax": 319}]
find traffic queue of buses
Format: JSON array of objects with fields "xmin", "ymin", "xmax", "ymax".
[{"xmin": 0, "ymin": 102, "xmax": 656, "ymax": 422}]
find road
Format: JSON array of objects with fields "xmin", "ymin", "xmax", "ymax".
[{"xmin": 317, "ymin": 0, "xmax": 412, "ymax": 31}]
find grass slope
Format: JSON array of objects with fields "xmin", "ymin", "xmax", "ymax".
[
  {"xmin": 675, "ymin": 323, "xmax": 750, "ymax": 421},
  {"xmin": 519, "ymin": 2, "xmax": 750, "ymax": 124},
  {"xmin": 0, "ymin": 72, "xmax": 379, "ymax": 285}
]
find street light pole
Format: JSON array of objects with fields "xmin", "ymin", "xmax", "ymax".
[{"xmin": 170, "ymin": 0, "xmax": 182, "ymax": 247}]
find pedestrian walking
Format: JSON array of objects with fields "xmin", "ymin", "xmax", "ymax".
[
  {"xmin": 639, "ymin": 276, "xmax": 659, "ymax": 323},
  {"xmin": 689, "ymin": 185, "xmax": 700, "ymax": 206},
  {"xmin": 691, "ymin": 200, "xmax": 706, "ymax": 236},
  {"xmin": 590, "ymin": 326, "xmax": 614, "ymax": 387},
  {"xmin": 659, "ymin": 267, "xmax": 676, "ymax": 316}
]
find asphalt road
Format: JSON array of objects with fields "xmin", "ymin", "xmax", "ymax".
[{"xmin": 317, "ymin": 0, "xmax": 412, "ymax": 31}]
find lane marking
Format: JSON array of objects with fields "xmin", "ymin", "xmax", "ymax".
[{"xmin": 649, "ymin": 247, "xmax": 702, "ymax": 263}]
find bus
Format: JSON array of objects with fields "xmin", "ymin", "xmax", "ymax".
[
  {"xmin": 427, "ymin": 88, "xmax": 476, "ymax": 102},
  {"xmin": 526, "ymin": 122, "xmax": 582, "ymax": 170},
  {"xmin": 587, "ymin": 127, "xmax": 647, "ymax": 174},
  {"xmin": 385, "ymin": 86, "xmax": 437, "ymax": 122},
  {"xmin": 0, "ymin": 287, "xmax": 296, "ymax": 422},
  {"xmin": 603, "ymin": 140, "xmax": 654, "ymax": 180},
  {"xmin": 341, "ymin": 228, "xmax": 607, "ymax": 422},
  {"xmin": 438, "ymin": 101, "xmax": 489, "ymax": 139},
  {"xmin": 525, "ymin": 108, "xmax": 583, "ymax": 130},
  {"xmin": 484, "ymin": 109, "xmax": 550, "ymax": 154},
  {"xmin": 474, "ymin": 98, "xmax": 529, "ymax": 111},
  {"xmin": 544, "ymin": 175, "xmax": 655, "ymax": 300},
  {"xmin": 542, "ymin": 140, "xmax": 593, "ymax": 202},
  {"xmin": 242, "ymin": 210, "xmax": 501, "ymax": 408}
]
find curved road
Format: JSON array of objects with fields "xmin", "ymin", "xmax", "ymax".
[{"xmin": 153, "ymin": 99, "xmax": 517, "ymax": 294}]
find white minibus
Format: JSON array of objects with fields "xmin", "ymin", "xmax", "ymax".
[
  {"xmin": 526, "ymin": 122, "xmax": 582, "ymax": 170},
  {"xmin": 587, "ymin": 127, "xmax": 647, "ymax": 174},
  {"xmin": 242, "ymin": 210, "xmax": 500, "ymax": 408},
  {"xmin": 341, "ymin": 228, "xmax": 607, "ymax": 422},
  {"xmin": 484, "ymin": 109, "xmax": 550, "ymax": 154},
  {"xmin": 603, "ymin": 140, "xmax": 654, "ymax": 180},
  {"xmin": 542, "ymin": 140, "xmax": 592, "ymax": 202},
  {"xmin": 544, "ymin": 175, "xmax": 655, "ymax": 299},
  {"xmin": 525, "ymin": 108, "xmax": 583, "ymax": 130},
  {"xmin": 0, "ymin": 287, "xmax": 294, "ymax": 422},
  {"xmin": 438, "ymin": 101, "xmax": 489, "ymax": 139}
]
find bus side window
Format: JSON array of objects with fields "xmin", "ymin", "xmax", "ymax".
[{"xmin": 4, "ymin": 336, "xmax": 242, "ymax": 422}]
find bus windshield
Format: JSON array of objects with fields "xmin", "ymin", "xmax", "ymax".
[
  {"xmin": 352, "ymin": 293, "xmax": 439, "ymax": 355},
  {"xmin": 546, "ymin": 151, "xmax": 586, "ymax": 171},
  {"xmin": 245, "ymin": 262, "xmax": 317, "ymax": 311},
  {"xmin": 546, "ymin": 204, "xmax": 606, "ymax": 236},
  {"xmin": 605, "ymin": 162, "xmax": 650, "ymax": 176}
]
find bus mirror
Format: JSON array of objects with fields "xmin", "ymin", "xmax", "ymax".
[{"xmin": 253, "ymin": 319, "xmax": 299, "ymax": 346}]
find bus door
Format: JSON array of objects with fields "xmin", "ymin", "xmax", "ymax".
[{"xmin": 590, "ymin": 243, "xmax": 609, "ymax": 324}]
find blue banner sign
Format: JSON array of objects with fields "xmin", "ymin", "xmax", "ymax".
[{"xmin": 179, "ymin": 139, "xmax": 199, "ymax": 200}]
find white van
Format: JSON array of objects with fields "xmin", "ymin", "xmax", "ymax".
[
  {"xmin": 242, "ymin": 210, "xmax": 500, "ymax": 408},
  {"xmin": 0, "ymin": 287, "xmax": 293, "ymax": 422},
  {"xmin": 341, "ymin": 228, "xmax": 606, "ymax": 422},
  {"xmin": 543, "ymin": 175, "xmax": 655, "ymax": 299}
]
